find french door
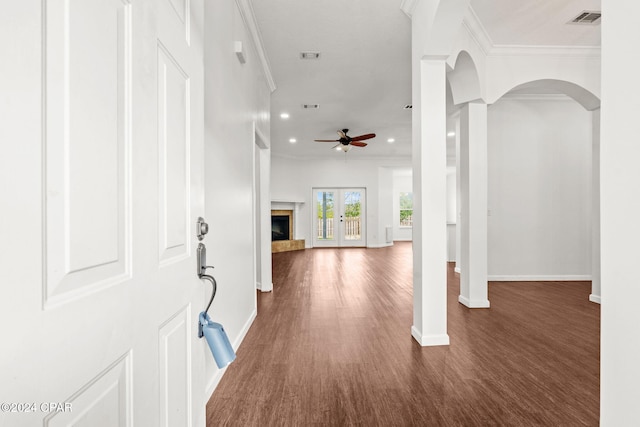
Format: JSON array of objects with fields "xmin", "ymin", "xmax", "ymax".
[{"xmin": 313, "ymin": 188, "xmax": 366, "ymax": 247}]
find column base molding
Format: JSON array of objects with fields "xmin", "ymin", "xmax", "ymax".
[
  {"xmin": 488, "ymin": 274, "xmax": 591, "ymax": 281},
  {"xmin": 458, "ymin": 295, "xmax": 490, "ymax": 308},
  {"xmin": 411, "ymin": 326, "xmax": 450, "ymax": 347}
]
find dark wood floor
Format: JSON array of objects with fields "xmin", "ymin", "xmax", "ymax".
[{"xmin": 206, "ymin": 242, "xmax": 600, "ymax": 426}]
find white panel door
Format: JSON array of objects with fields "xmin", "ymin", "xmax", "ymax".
[
  {"xmin": 0, "ymin": 1, "xmax": 206, "ymax": 426},
  {"xmin": 313, "ymin": 188, "xmax": 366, "ymax": 247}
]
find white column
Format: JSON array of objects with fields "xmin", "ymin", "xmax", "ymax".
[
  {"xmin": 458, "ymin": 102, "xmax": 489, "ymax": 308},
  {"xmin": 601, "ymin": 0, "xmax": 640, "ymax": 422},
  {"xmin": 411, "ymin": 57, "xmax": 450, "ymax": 346},
  {"xmin": 259, "ymin": 146, "xmax": 273, "ymax": 292},
  {"xmin": 589, "ymin": 109, "xmax": 600, "ymax": 304},
  {"xmin": 454, "ymin": 113, "xmax": 462, "ymax": 273}
]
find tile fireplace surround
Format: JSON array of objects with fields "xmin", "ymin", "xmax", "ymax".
[{"xmin": 271, "ymin": 209, "xmax": 305, "ymax": 253}]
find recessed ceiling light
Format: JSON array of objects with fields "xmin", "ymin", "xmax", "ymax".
[
  {"xmin": 447, "ymin": 132, "xmax": 455, "ymax": 137},
  {"xmin": 387, "ymin": 138, "xmax": 395, "ymax": 143},
  {"xmin": 289, "ymin": 138, "xmax": 297, "ymax": 143},
  {"xmin": 280, "ymin": 113, "xmax": 290, "ymax": 119}
]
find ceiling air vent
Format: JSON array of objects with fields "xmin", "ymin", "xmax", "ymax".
[
  {"xmin": 302, "ymin": 104, "xmax": 320, "ymax": 109},
  {"xmin": 300, "ymin": 52, "xmax": 321, "ymax": 60},
  {"xmin": 403, "ymin": 104, "xmax": 413, "ymax": 110},
  {"xmin": 570, "ymin": 11, "xmax": 601, "ymax": 24}
]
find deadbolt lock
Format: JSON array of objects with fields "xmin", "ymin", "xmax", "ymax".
[{"xmin": 197, "ymin": 217, "xmax": 209, "ymax": 241}]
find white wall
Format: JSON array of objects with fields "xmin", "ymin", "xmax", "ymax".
[
  {"xmin": 487, "ymin": 96, "xmax": 592, "ymax": 280},
  {"xmin": 393, "ymin": 171, "xmax": 413, "ymax": 241},
  {"xmin": 389, "ymin": 169, "xmax": 455, "ymax": 257},
  {"xmin": 446, "ymin": 171, "xmax": 457, "ymax": 261},
  {"xmin": 378, "ymin": 167, "xmax": 395, "ymax": 245},
  {"xmin": 600, "ymin": 1, "xmax": 640, "ymax": 422},
  {"xmin": 271, "ymin": 155, "xmax": 410, "ymax": 248},
  {"xmin": 203, "ymin": 0, "xmax": 271, "ymax": 393}
]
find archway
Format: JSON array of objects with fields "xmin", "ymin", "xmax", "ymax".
[{"xmin": 488, "ymin": 79, "xmax": 600, "ymax": 302}]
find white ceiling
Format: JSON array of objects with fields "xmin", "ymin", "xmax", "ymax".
[
  {"xmin": 471, "ymin": 0, "xmax": 601, "ymax": 47},
  {"xmin": 251, "ymin": 0, "xmax": 601, "ymax": 160}
]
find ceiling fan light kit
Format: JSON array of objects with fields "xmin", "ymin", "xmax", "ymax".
[{"xmin": 314, "ymin": 129, "xmax": 376, "ymax": 154}]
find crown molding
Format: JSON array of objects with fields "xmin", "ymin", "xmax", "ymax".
[
  {"xmin": 271, "ymin": 151, "xmax": 412, "ymax": 162},
  {"xmin": 235, "ymin": 0, "xmax": 277, "ymax": 92},
  {"xmin": 488, "ymin": 44, "xmax": 601, "ymax": 58},
  {"xmin": 461, "ymin": 6, "xmax": 600, "ymax": 59},
  {"xmin": 500, "ymin": 93, "xmax": 575, "ymax": 102},
  {"xmin": 403, "ymin": 2, "xmax": 601, "ymax": 60},
  {"xmin": 400, "ymin": 0, "xmax": 419, "ymax": 19},
  {"xmin": 462, "ymin": 6, "xmax": 493, "ymax": 55}
]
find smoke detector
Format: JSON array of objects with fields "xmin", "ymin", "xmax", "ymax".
[{"xmin": 569, "ymin": 11, "xmax": 601, "ymax": 24}]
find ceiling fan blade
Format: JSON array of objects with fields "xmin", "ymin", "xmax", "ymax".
[
  {"xmin": 337, "ymin": 130, "xmax": 347, "ymax": 139},
  {"xmin": 350, "ymin": 141, "xmax": 368, "ymax": 147},
  {"xmin": 314, "ymin": 139, "xmax": 339, "ymax": 142},
  {"xmin": 350, "ymin": 133, "xmax": 376, "ymax": 142}
]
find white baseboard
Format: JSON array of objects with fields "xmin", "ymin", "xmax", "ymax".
[
  {"xmin": 205, "ymin": 365, "xmax": 227, "ymax": 400},
  {"xmin": 233, "ymin": 307, "xmax": 257, "ymax": 353},
  {"xmin": 488, "ymin": 275, "xmax": 592, "ymax": 281},
  {"xmin": 367, "ymin": 242, "xmax": 393, "ymax": 248},
  {"xmin": 454, "ymin": 266, "xmax": 461, "ymax": 274},
  {"xmin": 257, "ymin": 282, "xmax": 273, "ymax": 292},
  {"xmin": 458, "ymin": 295, "xmax": 490, "ymax": 308},
  {"xmin": 589, "ymin": 294, "xmax": 601, "ymax": 304},
  {"xmin": 393, "ymin": 238, "xmax": 412, "ymax": 242},
  {"xmin": 411, "ymin": 326, "xmax": 450, "ymax": 347},
  {"xmin": 206, "ymin": 307, "xmax": 257, "ymax": 399}
]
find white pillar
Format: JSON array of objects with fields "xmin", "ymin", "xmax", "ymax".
[
  {"xmin": 589, "ymin": 109, "xmax": 600, "ymax": 304},
  {"xmin": 411, "ymin": 57, "xmax": 449, "ymax": 346},
  {"xmin": 258, "ymin": 146, "xmax": 273, "ymax": 292},
  {"xmin": 601, "ymin": 0, "xmax": 640, "ymax": 422},
  {"xmin": 458, "ymin": 102, "xmax": 490, "ymax": 308},
  {"xmin": 454, "ymin": 113, "xmax": 462, "ymax": 273}
]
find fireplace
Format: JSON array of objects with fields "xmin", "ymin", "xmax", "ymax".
[
  {"xmin": 270, "ymin": 209, "xmax": 304, "ymax": 253},
  {"xmin": 272, "ymin": 215, "xmax": 290, "ymax": 241}
]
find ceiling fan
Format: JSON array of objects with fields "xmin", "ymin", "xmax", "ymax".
[{"xmin": 314, "ymin": 129, "xmax": 376, "ymax": 152}]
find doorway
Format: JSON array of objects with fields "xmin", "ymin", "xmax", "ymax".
[{"xmin": 313, "ymin": 188, "xmax": 366, "ymax": 247}]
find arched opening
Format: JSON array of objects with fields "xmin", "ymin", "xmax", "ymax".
[
  {"xmin": 507, "ymin": 79, "xmax": 600, "ymax": 111},
  {"xmin": 487, "ymin": 80, "xmax": 600, "ymax": 301},
  {"xmin": 448, "ymin": 50, "xmax": 483, "ymax": 105},
  {"xmin": 446, "ymin": 51, "xmax": 489, "ymax": 308}
]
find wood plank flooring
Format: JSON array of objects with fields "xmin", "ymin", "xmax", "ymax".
[{"xmin": 206, "ymin": 242, "xmax": 600, "ymax": 426}]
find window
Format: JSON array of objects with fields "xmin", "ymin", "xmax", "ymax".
[{"xmin": 399, "ymin": 192, "xmax": 413, "ymax": 227}]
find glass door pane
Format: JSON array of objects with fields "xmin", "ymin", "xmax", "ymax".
[
  {"xmin": 343, "ymin": 191, "xmax": 362, "ymax": 241},
  {"xmin": 316, "ymin": 191, "xmax": 334, "ymax": 241}
]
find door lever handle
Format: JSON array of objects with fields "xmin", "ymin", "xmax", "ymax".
[{"xmin": 197, "ymin": 243, "xmax": 214, "ymax": 277}]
